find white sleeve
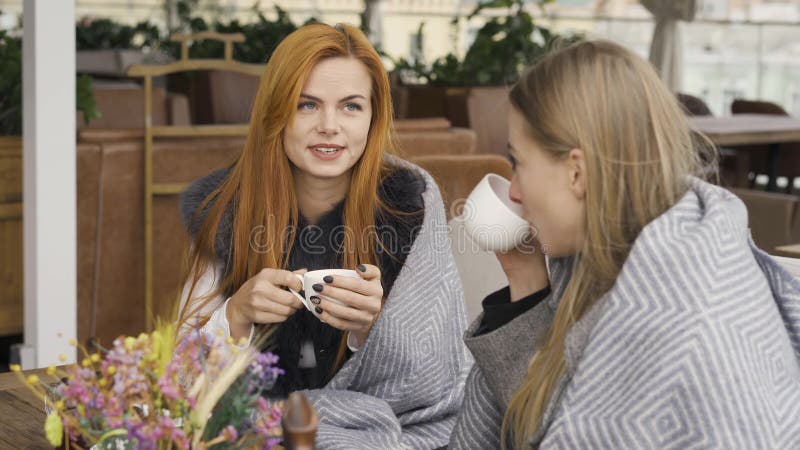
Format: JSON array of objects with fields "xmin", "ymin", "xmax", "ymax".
[{"xmin": 177, "ymin": 261, "xmax": 254, "ymax": 346}]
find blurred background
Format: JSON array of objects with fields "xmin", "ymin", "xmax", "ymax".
[{"xmin": 3, "ymin": 0, "xmax": 799, "ymax": 116}]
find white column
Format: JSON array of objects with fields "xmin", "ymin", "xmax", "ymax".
[{"xmin": 21, "ymin": 0, "xmax": 77, "ymax": 369}]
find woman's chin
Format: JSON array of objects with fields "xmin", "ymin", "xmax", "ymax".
[{"xmin": 297, "ymin": 163, "xmax": 353, "ymax": 180}]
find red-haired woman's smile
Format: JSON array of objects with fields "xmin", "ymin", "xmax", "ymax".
[{"xmin": 308, "ymin": 143, "xmax": 346, "ymax": 160}]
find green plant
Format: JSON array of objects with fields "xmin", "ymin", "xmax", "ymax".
[
  {"xmin": 0, "ymin": 30, "xmax": 21, "ymax": 135},
  {"xmin": 393, "ymin": 0, "xmax": 582, "ymax": 86},
  {"xmin": 0, "ymin": 31, "xmax": 101, "ymax": 136},
  {"xmin": 77, "ymin": 74, "xmax": 102, "ymax": 125},
  {"xmin": 165, "ymin": 2, "xmax": 313, "ymax": 64},
  {"xmin": 76, "ymin": 18, "xmax": 161, "ymax": 50}
]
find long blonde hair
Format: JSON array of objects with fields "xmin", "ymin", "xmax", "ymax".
[
  {"xmin": 502, "ymin": 40, "xmax": 714, "ymax": 448},
  {"xmin": 177, "ymin": 23, "xmax": 397, "ymax": 371}
]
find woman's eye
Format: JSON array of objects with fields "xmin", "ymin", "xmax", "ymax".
[
  {"xmin": 299, "ymin": 102, "xmax": 316, "ymax": 111},
  {"xmin": 507, "ymin": 154, "xmax": 518, "ymax": 170},
  {"xmin": 344, "ymin": 103, "xmax": 362, "ymax": 112}
]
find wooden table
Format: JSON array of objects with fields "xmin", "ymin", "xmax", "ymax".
[
  {"xmin": 0, "ymin": 368, "xmax": 58, "ymax": 449},
  {"xmin": 689, "ymin": 114, "xmax": 800, "ymax": 191}
]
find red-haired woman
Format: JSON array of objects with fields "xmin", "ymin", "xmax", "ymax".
[{"xmin": 176, "ymin": 23, "xmax": 469, "ymax": 448}]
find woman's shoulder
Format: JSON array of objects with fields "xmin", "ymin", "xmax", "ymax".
[{"xmin": 179, "ymin": 167, "xmax": 232, "ymax": 237}]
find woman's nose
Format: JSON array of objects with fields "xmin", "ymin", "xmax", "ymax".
[{"xmin": 316, "ymin": 109, "xmax": 340, "ymax": 135}]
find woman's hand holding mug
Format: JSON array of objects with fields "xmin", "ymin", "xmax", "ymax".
[
  {"xmin": 291, "ymin": 265, "xmax": 384, "ymax": 347},
  {"xmin": 461, "ymin": 173, "xmax": 549, "ymax": 301},
  {"xmin": 495, "ymin": 240, "xmax": 549, "ymax": 302},
  {"xmin": 226, "ymin": 268, "xmax": 307, "ymax": 341}
]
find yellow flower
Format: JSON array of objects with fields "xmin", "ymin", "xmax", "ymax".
[
  {"xmin": 151, "ymin": 330, "xmax": 162, "ymax": 353},
  {"xmin": 26, "ymin": 375, "xmax": 39, "ymax": 385},
  {"xmin": 90, "ymin": 353, "xmax": 100, "ymax": 363},
  {"xmin": 124, "ymin": 337, "xmax": 136, "ymax": 350},
  {"xmin": 9, "ymin": 364, "xmax": 20, "ymax": 372},
  {"xmin": 55, "ymin": 400, "xmax": 64, "ymax": 410},
  {"xmin": 58, "ymin": 354, "xmax": 66, "ymax": 362},
  {"xmin": 46, "ymin": 366, "xmax": 56, "ymax": 376},
  {"xmin": 98, "ymin": 379, "xmax": 108, "ymax": 387},
  {"xmin": 107, "ymin": 366, "xmax": 117, "ymax": 375},
  {"xmin": 44, "ymin": 412, "xmax": 63, "ymax": 446},
  {"xmin": 68, "ymin": 339, "xmax": 77, "ymax": 347},
  {"xmin": 81, "ymin": 358, "xmax": 91, "ymax": 368},
  {"xmin": 226, "ymin": 337, "xmax": 234, "ymax": 345}
]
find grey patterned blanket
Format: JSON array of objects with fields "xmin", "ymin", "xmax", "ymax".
[{"xmin": 451, "ymin": 178, "xmax": 800, "ymax": 449}]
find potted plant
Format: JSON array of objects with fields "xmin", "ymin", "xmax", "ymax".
[
  {"xmin": 392, "ymin": 0, "xmax": 582, "ymax": 154},
  {"xmin": 76, "ymin": 17, "xmax": 169, "ymax": 77}
]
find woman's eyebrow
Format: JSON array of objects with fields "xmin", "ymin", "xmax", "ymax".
[
  {"xmin": 340, "ymin": 94, "xmax": 367, "ymax": 102},
  {"xmin": 299, "ymin": 93, "xmax": 367, "ymax": 103},
  {"xmin": 299, "ymin": 93, "xmax": 323, "ymax": 102}
]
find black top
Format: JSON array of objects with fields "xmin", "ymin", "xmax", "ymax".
[
  {"xmin": 179, "ymin": 165, "xmax": 427, "ymax": 396},
  {"xmin": 475, "ymin": 285, "xmax": 551, "ymax": 336}
]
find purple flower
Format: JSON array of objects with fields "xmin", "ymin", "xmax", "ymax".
[{"xmin": 222, "ymin": 425, "xmax": 238, "ymax": 442}]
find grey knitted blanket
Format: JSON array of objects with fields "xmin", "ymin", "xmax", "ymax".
[
  {"xmin": 451, "ymin": 178, "xmax": 800, "ymax": 449},
  {"xmin": 302, "ymin": 162, "xmax": 472, "ymax": 449}
]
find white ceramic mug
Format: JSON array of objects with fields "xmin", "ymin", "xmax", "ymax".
[
  {"xmin": 459, "ymin": 173, "xmax": 530, "ymax": 252},
  {"xmin": 289, "ymin": 269, "xmax": 361, "ymax": 319}
]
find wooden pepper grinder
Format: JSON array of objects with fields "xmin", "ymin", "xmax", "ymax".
[{"xmin": 281, "ymin": 392, "xmax": 318, "ymax": 450}]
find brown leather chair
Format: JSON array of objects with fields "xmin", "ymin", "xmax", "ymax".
[
  {"xmin": 676, "ymin": 93, "xmax": 712, "ymax": 116},
  {"xmin": 410, "ymin": 154, "xmax": 513, "ymax": 220},
  {"xmin": 73, "ymin": 134, "xmax": 244, "ymax": 346},
  {"xmin": 77, "ymin": 85, "xmax": 191, "ymax": 130},
  {"xmin": 731, "ymin": 99, "xmax": 800, "ymax": 192},
  {"xmin": 731, "ymin": 187, "xmax": 800, "ymax": 253},
  {"xmin": 394, "ymin": 118, "xmax": 477, "ymax": 158}
]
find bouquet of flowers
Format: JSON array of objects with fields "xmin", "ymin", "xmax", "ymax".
[{"xmin": 11, "ymin": 323, "xmax": 284, "ymax": 450}]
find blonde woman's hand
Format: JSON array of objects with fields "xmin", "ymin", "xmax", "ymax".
[
  {"xmin": 310, "ymin": 264, "xmax": 383, "ymax": 347},
  {"xmin": 495, "ymin": 240, "xmax": 549, "ymax": 302},
  {"xmin": 226, "ymin": 268, "xmax": 307, "ymax": 341}
]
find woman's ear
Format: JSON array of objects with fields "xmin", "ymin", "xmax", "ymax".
[{"xmin": 567, "ymin": 148, "xmax": 586, "ymax": 200}]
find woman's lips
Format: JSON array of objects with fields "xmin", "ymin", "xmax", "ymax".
[{"xmin": 308, "ymin": 146, "xmax": 345, "ymax": 161}]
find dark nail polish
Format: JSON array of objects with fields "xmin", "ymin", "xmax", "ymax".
[
  {"xmin": 299, "ymin": 289, "xmax": 305, "ymax": 298},
  {"xmin": 323, "ymin": 275, "xmax": 333, "ymax": 283},
  {"xmin": 315, "ymin": 306, "xmax": 323, "ymax": 314},
  {"xmin": 312, "ymin": 283, "xmax": 324, "ymax": 292},
  {"xmin": 357, "ymin": 264, "xmax": 366, "ymax": 272},
  {"xmin": 310, "ymin": 296, "xmax": 321, "ymax": 305}
]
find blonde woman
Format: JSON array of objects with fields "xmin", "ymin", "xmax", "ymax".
[
  {"xmin": 450, "ymin": 40, "xmax": 800, "ymax": 449},
  {"xmin": 177, "ymin": 23, "xmax": 470, "ymax": 448}
]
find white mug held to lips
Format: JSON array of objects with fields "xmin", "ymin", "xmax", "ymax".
[
  {"xmin": 460, "ymin": 173, "xmax": 531, "ymax": 252},
  {"xmin": 288, "ymin": 269, "xmax": 361, "ymax": 320}
]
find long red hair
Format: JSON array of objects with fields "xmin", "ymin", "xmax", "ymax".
[{"xmin": 178, "ymin": 23, "xmax": 397, "ymax": 370}]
